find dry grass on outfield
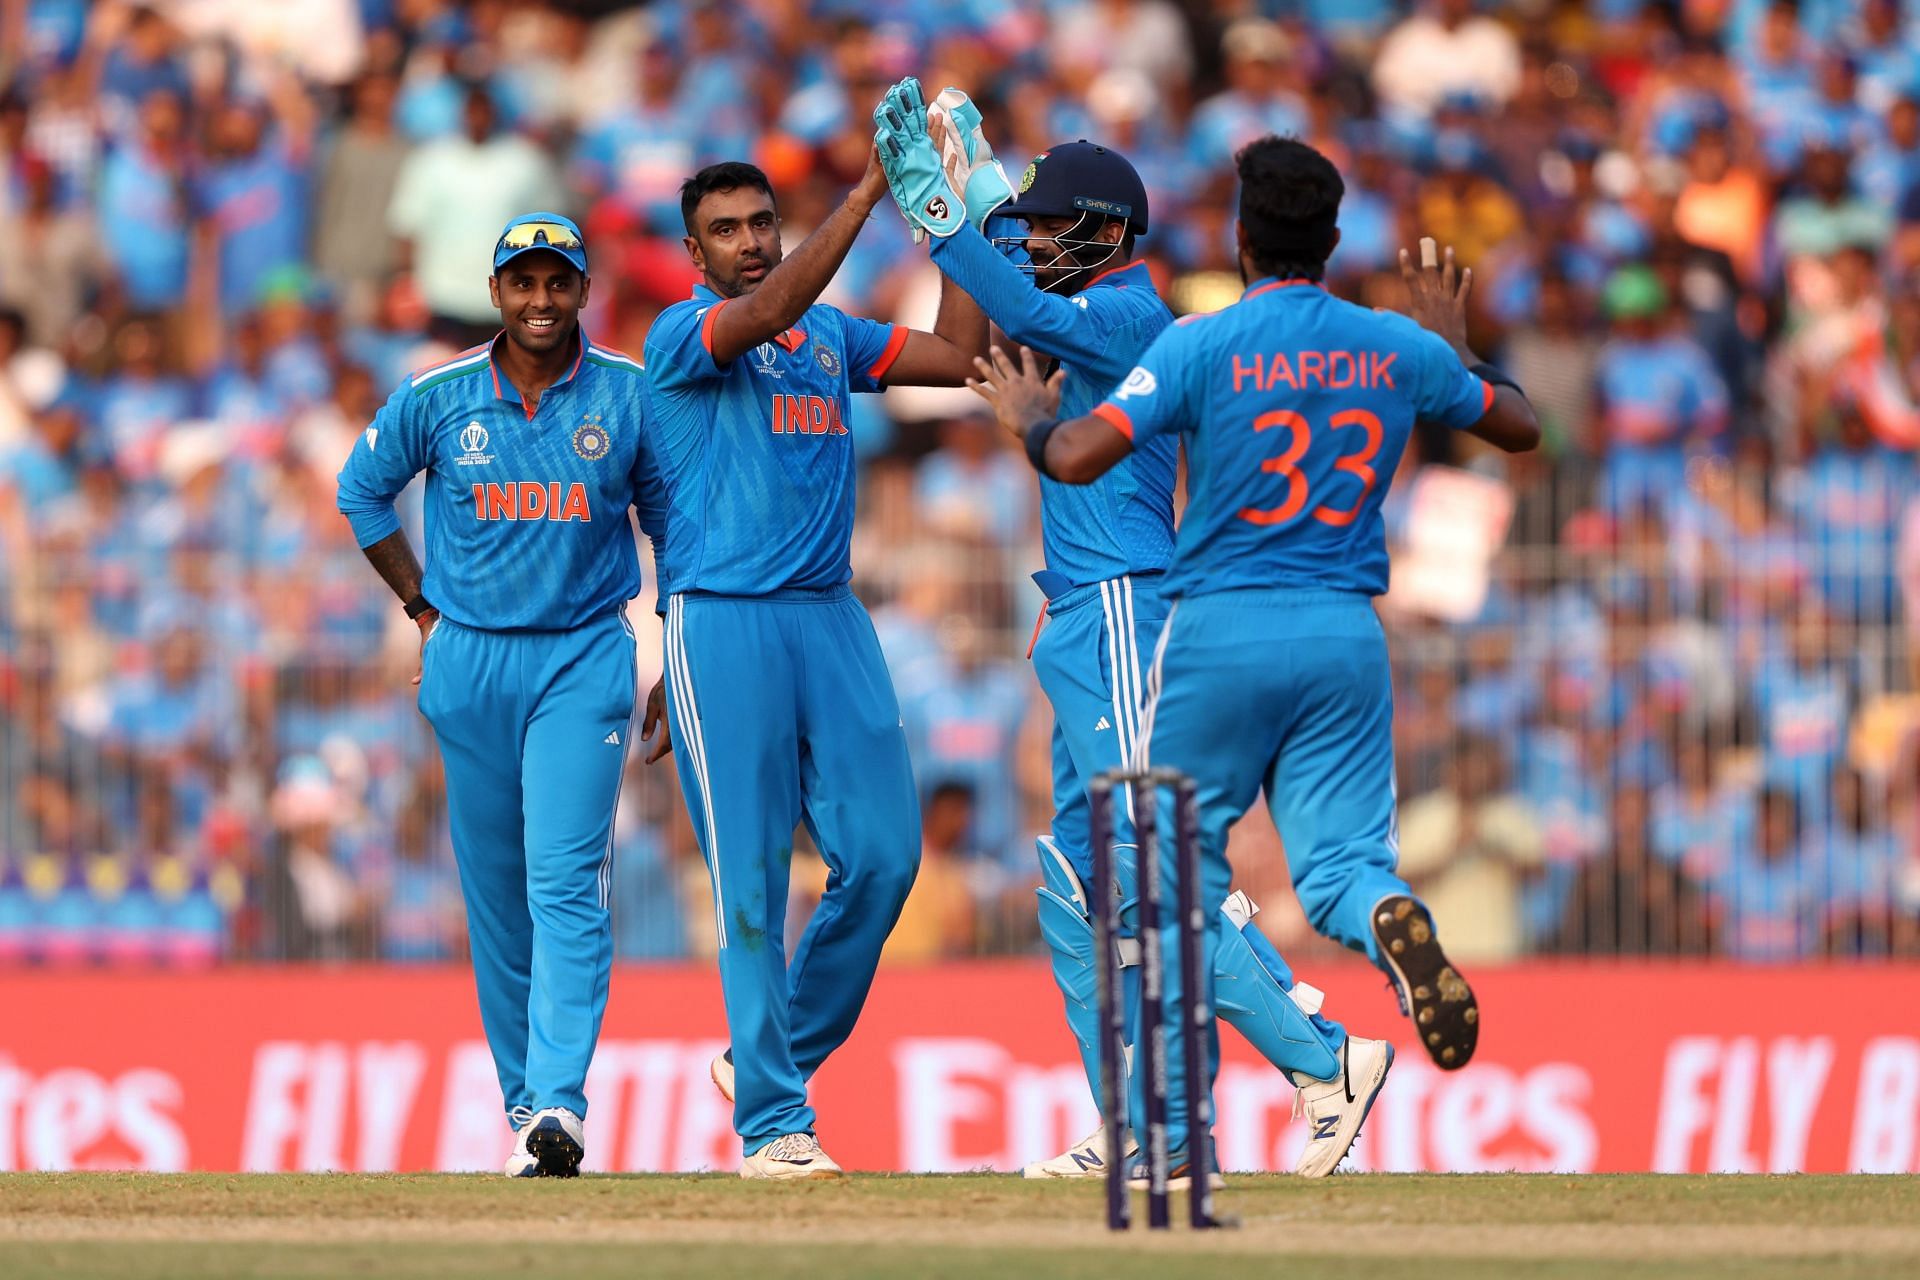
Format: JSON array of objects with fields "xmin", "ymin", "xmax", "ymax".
[{"xmin": 3, "ymin": 1172, "xmax": 1917, "ymax": 1279}]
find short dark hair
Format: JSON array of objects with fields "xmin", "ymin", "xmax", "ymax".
[
  {"xmin": 1235, "ymin": 135, "xmax": 1344, "ymax": 281},
  {"xmin": 681, "ymin": 162, "xmax": 776, "ymax": 236}
]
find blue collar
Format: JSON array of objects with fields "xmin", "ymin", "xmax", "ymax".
[{"xmin": 488, "ymin": 327, "xmax": 589, "ymax": 411}]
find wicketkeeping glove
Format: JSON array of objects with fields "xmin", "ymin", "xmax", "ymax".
[
  {"xmin": 873, "ymin": 77, "xmax": 966, "ymax": 242},
  {"xmin": 927, "ymin": 86, "xmax": 1014, "ymax": 233}
]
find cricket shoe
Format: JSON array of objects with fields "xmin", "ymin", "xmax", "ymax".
[
  {"xmin": 710, "ymin": 1050, "xmax": 734, "ymax": 1102},
  {"xmin": 1021, "ymin": 1124, "xmax": 1137, "ymax": 1179},
  {"xmin": 1290, "ymin": 1036, "xmax": 1394, "ymax": 1178},
  {"xmin": 503, "ymin": 1110, "xmax": 542, "ymax": 1177},
  {"xmin": 1372, "ymin": 894, "xmax": 1479, "ymax": 1070},
  {"xmin": 740, "ymin": 1132, "xmax": 844, "ymax": 1181},
  {"xmin": 522, "ymin": 1107, "xmax": 585, "ymax": 1178},
  {"xmin": 1126, "ymin": 1152, "xmax": 1227, "ymax": 1192}
]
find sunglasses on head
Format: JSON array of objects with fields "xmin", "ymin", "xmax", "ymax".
[{"xmin": 499, "ymin": 221, "xmax": 583, "ymax": 252}]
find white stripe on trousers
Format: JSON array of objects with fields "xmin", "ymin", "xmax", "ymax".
[
  {"xmin": 1137, "ymin": 600, "xmax": 1179, "ymax": 768},
  {"xmin": 665, "ymin": 596, "xmax": 728, "ymax": 948},
  {"xmin": 1099, "ymin": 576, "xmax": 1152, "ymax": 820},
  {"xmin": 600, "ymin": 608, "xmax": 642, "ymax": 910}
]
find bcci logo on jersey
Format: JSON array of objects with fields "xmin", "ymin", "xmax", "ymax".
[
  {"xmin": 456, "ymin": 420, "xmax": 494, "ymax": 466},
  {"xmin": 814, "ymin": 346, "xmax": 841, "ymax": 377},
  {"xmin": 572, "ymin": 417, "xmax": 610, "ymax": 461}
]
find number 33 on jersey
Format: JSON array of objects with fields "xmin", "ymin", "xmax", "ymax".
[{"xmin": 1089, "ymin": 276, "xmax": 1495, "ymax": 600}]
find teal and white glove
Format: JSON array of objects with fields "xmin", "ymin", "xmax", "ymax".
[
  {"xmin": 873, "ymin": 77, "xmax": 966, "ymax": 241},
  {"xmin": 927, "ymin": 86, "xmax": 1014, "ymax": 233}
]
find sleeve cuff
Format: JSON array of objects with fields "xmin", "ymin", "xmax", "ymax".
[
  {"xmin": 1091, "ymin": 402, "xmax": 1134, "ymax": 441},
  {"xmin": 343, "ymin": 504, "xmax": 402, "ymax": 549},
  {"xmin": 700, "ymin": 299, "xmax": 730, "ymax": 356},
  {"xmin": 867, "ymin": 325, "xmax": 910, "ymax": 382}
]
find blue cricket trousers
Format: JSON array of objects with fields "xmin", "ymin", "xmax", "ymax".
[
  {"xmin": 1138, "ymin": 588, "xmax": 1412, "ymax": 1152},
  {"xmin": 661, "ymin": 588, "xmax": 920, "ymax": 1155},
  {"xmin": 417, "ymin": 608, "xmax": 638, "ymax": 1127}
]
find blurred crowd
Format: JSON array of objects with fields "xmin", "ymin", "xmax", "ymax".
[{"xmin": 3, "ymin": 0, "xmax": 1920, "ymax": 967}]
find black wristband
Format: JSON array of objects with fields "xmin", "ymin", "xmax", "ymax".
[
  {"xmin": 1024, "ymin": 416, "xmax": 1062, "ymax": 478},
  {"xmin": 1471, "ymin": 361, "xmax": 1527, "ymax": 399},
  {"xmin": 403, "ymin": 592, "xmax": 435, "ymax": 621}
]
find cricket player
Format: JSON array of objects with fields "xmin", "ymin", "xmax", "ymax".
[
  {"xmin": 644, "ymin": 83, "xmax": 988, "ymax": 1179},
  {"xmin": 971, "ymin": 135, "xmax": 1540, "ymax": 1171},
  {"xmin": 337, "ymin": 213, "xmax": 668, "ymax": 1178},
  {"xmin": 889, "ymin": 102, "xmax": 1392, "ymax": 1180}
]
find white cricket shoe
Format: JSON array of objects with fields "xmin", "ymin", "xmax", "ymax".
[
  {"xmin": 740, "ymin": 1132, "xmax": 844, "ymax": 1180},
  {"xmin": 503, "ymin": 1115, "xmax": 541, "ymax": 1177},
  {"xmin": 710, "ymin": 1050, "xmax": 734, "ymax": 1102},
  {"xmin": 1022, "ymin": 1125, "xmax": 1137, "ymax": 1179},
  {"xmin": 1291, "ymin": 1036, "xmax": 1394, "ymax": 1178},
  {"xmin": 522, "ymin": 1107, "xmax": 585, "ymax": 1178}
]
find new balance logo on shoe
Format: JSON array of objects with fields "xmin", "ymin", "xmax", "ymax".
[
  {"xmin": 1313, "ymin": 1115, "xmax": 1340, "ymax": 1141},
  {"xmin": 604, "ymin": 730, "xmax": 621, "ymax": 745},
  {"xmin": 1095, "ymin": 716, "xmax": 1112, "ymax": 732}
]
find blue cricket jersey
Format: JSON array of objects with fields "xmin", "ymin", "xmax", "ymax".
[
  {"xmin": 1092, "ymin": 277, "xmax": 1494, "ymax": 599},
  {"xmin": 643, "ymin": 284, "xmax": 906, "ymax": 596},
  {"xmin": 335, "ymin": 330, "xmax": 665, "ymax": 630},
  {"xmin": 932, "ymin": 225, "xmax": 1175, "ymax": 586}
]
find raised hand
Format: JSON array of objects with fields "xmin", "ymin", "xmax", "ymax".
[
  {"xmin": 1399, "ymin": 237, "xmax": 1473, "ymax": 358},
  {"xmin": 967, "ymin": 345, "xmax": 1064, "ymax": 439},
  {"xmin": 873, "ymin": 77, "xmax": 966, "ymax": 242},
  {"xmin": 928, "ymin": 87, "xmax": 1013, "ymax": 231}
]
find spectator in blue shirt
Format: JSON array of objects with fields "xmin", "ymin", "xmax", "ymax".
[
  {"xmin": 1186, "ymin": 21, "xmax": 1310, "ymax": 187},
  {"xmin": 1592, "ymin": 265, "xmax": 1730, "ymax": 514},
  {"xmin": 196, "ymin": 98, "xmax": 312, "ymax": 317},
  {"xmin": 96, "ymin": 90, "xmax": 192, "ymax": 313},
  {"xmin": 1716, "ymin": 783, "xmax": 1823, "ymax": 959}
]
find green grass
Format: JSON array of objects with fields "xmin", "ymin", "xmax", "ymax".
[{"xmin": 3, "ymin": 1173, "xmax": 1917, "ymax": 1279}]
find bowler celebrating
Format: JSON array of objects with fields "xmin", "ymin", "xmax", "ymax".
[
  {"xmin": 972, "ymin": 136, "xmax": 1540, "ymax": 1170},
  {"xmin": 337, "ymin": 214, "xmax": 664, "ymax": 1178},
  {"xmin": 646, "ymin": 84, "xmax": 987, "ymax": 1179},
  {"xmin": 895, "ymin": 107, "xmax": 1391, "ymax": 1181}
]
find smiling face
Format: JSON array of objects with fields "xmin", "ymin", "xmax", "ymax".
[
  {"xmin": 685, "ymin": 185, "xmax": 783, "ymax": 299},
  {"xmin": 489, "ymin": 251, "xmax": 588, "ymax": 356}
]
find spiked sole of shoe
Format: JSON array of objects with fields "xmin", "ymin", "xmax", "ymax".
[
  {"xmin": 525, "ymin": 1123, "xmax": 583, "ymax": 1179},
  {"xmin": 1373, "ymin": 896, "xmax": 1479, "ymax": 1070}
]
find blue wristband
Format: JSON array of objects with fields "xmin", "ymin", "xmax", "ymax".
[{"xmin": 1024, "ymin": 416, "xmax": 1061, "ymax": 477}]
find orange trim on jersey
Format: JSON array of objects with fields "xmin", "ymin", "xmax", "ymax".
[
  {"xmin": 1084, "ymin": 259, "xmax": 1145, "ymax": 290},
  {"xmin": 1091, "ymin": 402, "xmax": 1134, "ymax": 440},
  {"xmin": 562, "ymin": 339, "xmax": 585, "ymax": 386},
  {"xmin": 1241, "ymin": 278, "xmax": 1323, "ymax": 302},
  {"xmin": 1480, "ymin": 379, "xmax": 1496, "ymax": 412},
  {"xmin": 773, "ymin": 326, "xmax": 808, "ymax": 353},
  {"xmin": 700, "ymin": 299, "xmax": 730, "ymax": 355},
  {"xmin": 1026, "ymin": 602, "xmax": 1049, "ymax": 660},
  {"xmin": 867, "ymin": 325, "xmax": 909, "ymax": 382}
]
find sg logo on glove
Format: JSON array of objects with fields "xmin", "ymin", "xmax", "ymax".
[{"xmin": 925, "ymin": 196, "xmax": 950, "ymax": 221}]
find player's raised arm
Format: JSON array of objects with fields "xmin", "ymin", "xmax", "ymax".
[
  {"xmin": 688, "ymin": 150, "xmax": 892, "ymax": 368},
  {"xmin": 969, "ymin": 344, "xmax": 1132, "ymax": 484},
  {"xmin": 1400, "ymin": 239, "xmax": 1540, "ymax": 454}
]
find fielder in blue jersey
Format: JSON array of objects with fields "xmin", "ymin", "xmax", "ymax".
[
  {"xmin": 644, "ymin": 83, "xmax": 989, "ymax": 1179},
  {"xmin": 337, "ymin": 213, "xmax": 667, "ymax": 1178},
  {"xmin": 903, "ymin": 110, "xmax": 1392, "ymax": 1180},
  {"xmin": 973, "ymin": 136, "xmax": 1540, "ymax": 1169}
]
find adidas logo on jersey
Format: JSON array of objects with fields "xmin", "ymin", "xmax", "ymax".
[
  {"xmin": 1094, "ymin": 716, "xmax": 1112, "ymax": 732},
  {"xmin": 604, "ymin": 730, "xmax": 621, "ymax": 745}
]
